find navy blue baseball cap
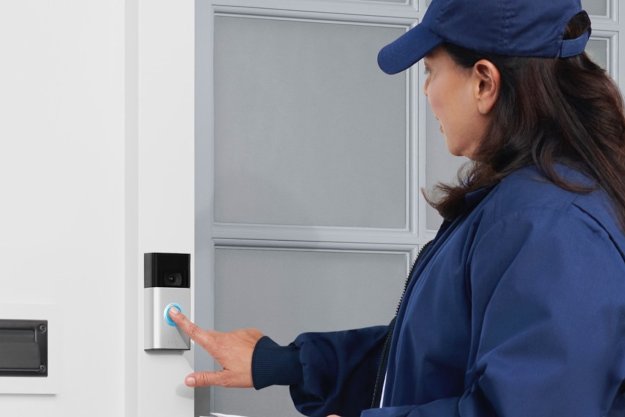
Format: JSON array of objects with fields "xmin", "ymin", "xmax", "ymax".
[{"xmin": 378, "ymin": 0, "xmax": 591, "ymax": 74}]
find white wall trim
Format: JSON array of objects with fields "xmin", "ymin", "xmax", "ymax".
[
  {"xmin": 213, "ymin": 0, "xmax": 418, "ymax": 20},
  {"xmin": 213, "ymin": 224, "xmax": 434, "ymax": 245}
]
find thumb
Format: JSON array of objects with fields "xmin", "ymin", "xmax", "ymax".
[{"xmin": 184, "ymin": 370, "xmax": 227, "ymax": 387}]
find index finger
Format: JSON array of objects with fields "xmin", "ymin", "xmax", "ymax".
[{"xmin": 168, "ymin": 308, "xmax": 216, "ymax": 347}]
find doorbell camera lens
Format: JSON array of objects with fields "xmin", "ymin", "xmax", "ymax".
[{"xmin": 164, "ymin": 272, "xmax": 183, "ymax": 287}]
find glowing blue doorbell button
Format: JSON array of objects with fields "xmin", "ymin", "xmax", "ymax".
[{"xmin": 164, "ymin": 303, "xmax": 182, "ymax": 326}]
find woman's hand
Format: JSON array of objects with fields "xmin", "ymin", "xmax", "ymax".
[{"xmin": 168, "ymin": 308, "xmax": 263, "ymax": 388}]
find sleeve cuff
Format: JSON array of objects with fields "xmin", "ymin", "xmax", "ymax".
[{"xmin": 251, "ymin": 336, "xmax": 303, "ymax": 390}]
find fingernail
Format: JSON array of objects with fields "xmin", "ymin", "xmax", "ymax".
[
  {"xmin": 169, "ymin": 307, "xmax": 179, "ymax": 316},
  {"xmin": 185, "ymin": 376, "xmax": 196, "ymax": 386}
]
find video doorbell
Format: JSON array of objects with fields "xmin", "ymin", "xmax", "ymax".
[{"xmin": 144, "ymin": 253, "xmax": 191, "ymax": 350}]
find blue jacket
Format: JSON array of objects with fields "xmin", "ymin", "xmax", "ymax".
[{"xmin": 252, "ymin": 165, "xmax": 625, "ymax": 417}]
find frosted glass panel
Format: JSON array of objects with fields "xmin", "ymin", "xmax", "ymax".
[
  {"xmin": 425, "ymin": 101, "xmax": 469, "ymax": 230},
  {"xmin": 214, "ymin": 16, "xmax": 407, "ymax": 228},
  {"xmin": 582, "ymin": 0, "xmax": 608, "ymax": 17},
  {"xmin": 213, "ymin": 247, "xmax": 409, "ymax": 417},
  {"xmin": 214, "ymin": 248, "xmax": 407, "ymax": 340},
  {"xmin": 586, "ymin": 38, "xmax": 610, "ymax": 71}
]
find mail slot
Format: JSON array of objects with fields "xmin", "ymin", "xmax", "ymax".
[{"xmin": 0, "ymin": 320, "xmax": 48, "ymax": 377}]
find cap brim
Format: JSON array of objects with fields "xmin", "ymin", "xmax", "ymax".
[{"xmin": 378, "ymin": 24, "xmax": 443, "ymax": 75}]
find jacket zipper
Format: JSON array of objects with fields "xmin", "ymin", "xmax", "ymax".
[{"xmin": 370, "ymin": 240, "xmax": 434, "ymax": 408}]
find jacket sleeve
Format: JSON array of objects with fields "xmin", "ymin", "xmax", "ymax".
[
  {"xmin": 362, "ymin": 207, "xmax": 625, "ymax": 417},
  {"xmin": 252, "ymin": 325, "xmax": 389, "ymax": 417}
]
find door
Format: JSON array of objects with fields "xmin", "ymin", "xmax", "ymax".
[{"xmin": 194, "ymin": 1, "xmax": 623, "ymax": 416}]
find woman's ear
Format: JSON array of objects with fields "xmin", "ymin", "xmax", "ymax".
[{"xmin": 473, "ymin": 59, "xmax": 501, "ymax": 115}]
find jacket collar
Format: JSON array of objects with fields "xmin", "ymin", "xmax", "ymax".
[{"xmin": 462, "ymin": 186, "xmax": 494, "ymax": 213}]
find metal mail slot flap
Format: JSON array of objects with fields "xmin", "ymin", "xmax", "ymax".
[{"xmin": 0, "ymin": 320, "xmax": 47, "ymax": 377}]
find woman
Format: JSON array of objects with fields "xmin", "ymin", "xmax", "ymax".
[{"xmin": 169, "ymin": 0, "xmax": 625, "ymax": 416}]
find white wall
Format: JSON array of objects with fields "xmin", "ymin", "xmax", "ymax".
[
  {"xmin": 0, "ymin": 0, "xmax": 195, "ymax": 416},
  {"xmin": 136, "ymin": 0, "xmax": 195, "ymax": 415},
  {"xmin": 0, "ymin": 0, "xmax": 126, "ymax": 416}
]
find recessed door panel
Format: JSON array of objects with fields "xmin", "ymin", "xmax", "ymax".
[
  {"xmin": 212, "ymin": 247, "xmax": 408, "ymax": 417},
  {"xmin": 214, "ymin": 16, "xmax": 407, "ymax": 229}
]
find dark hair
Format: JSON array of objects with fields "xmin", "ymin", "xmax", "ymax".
[{"xmin": 428, "ymin": 11, "xmax": 625, "ymax": 231}]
